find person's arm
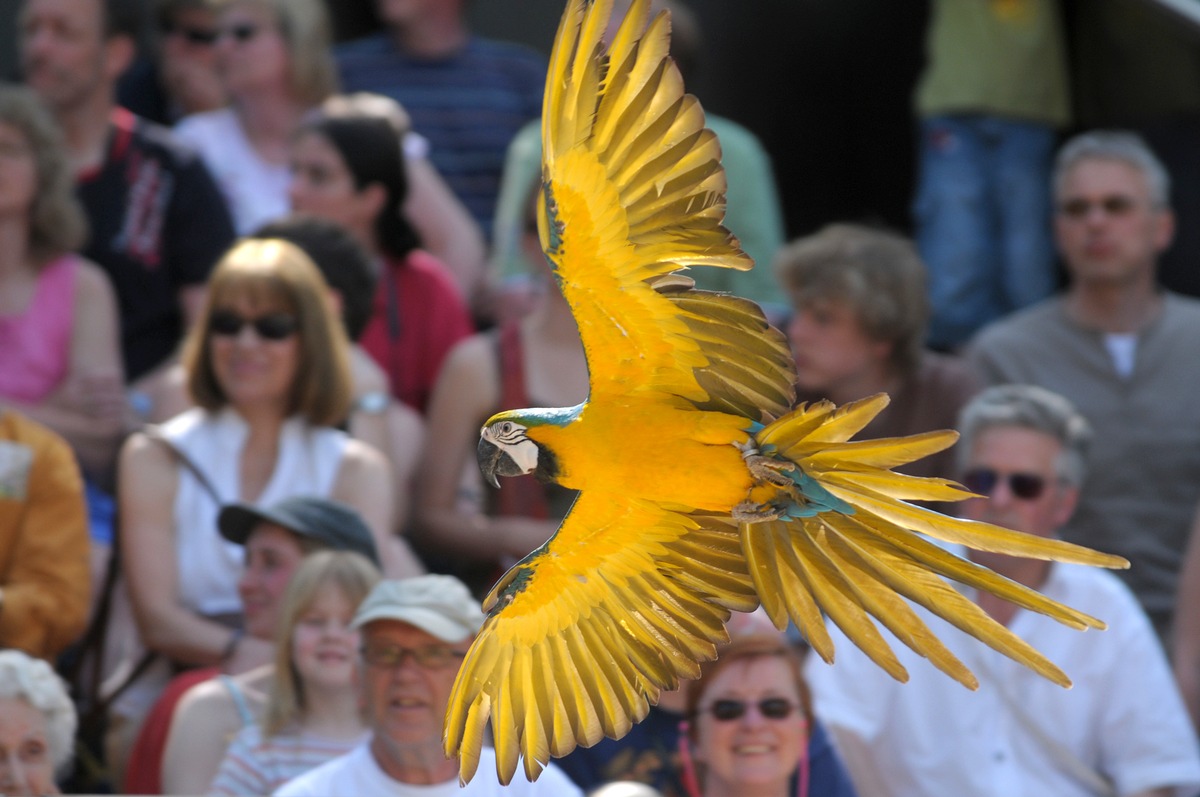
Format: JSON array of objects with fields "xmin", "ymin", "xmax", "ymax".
[
  {"xmin": 331, "ymin": 437, "xmax": 423, "ymax": 578},
  {"xmin": 347, "ymin": 399, "xmax": 424, "ymax": 535},
  {"xmin": 1174, "ymin": 504, "xmax": 1200, "ymax": 730},
  {"xmin": 0, "ymin": 425, "xmax": 90, "ymax": 658},
  {"xmin": 161, "ymin": 679, "xmax": 245, "ymax": 796},
  {"xmin": 3, "ymin": 262, "xmax": 127, "ymax": 483},
  {"xmin": 347, "ymin": 347, "xmax": 424, "ymax": 533},
  {"xmin": 118, "ymin": 433, "xmax": 270, "ymax": 667},
  {"xmin": 413, "ymin": 336, "xmax": 560, "ymax": 562},
  {"xmin": 405, "ymin": 155, "xmax": 486, "ymax": 303}
]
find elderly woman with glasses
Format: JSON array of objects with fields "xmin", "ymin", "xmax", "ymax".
[
  {"xmin": 0, "ymin": 650, "xmax": 78, "ymax": 796},
  {"xmin": 680, "ymin": 636, "xmax": 815, "ymax": 797}
]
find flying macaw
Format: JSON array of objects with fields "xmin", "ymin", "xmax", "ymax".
[{"xmin": 444, "ymin": 0, "xmax": 1128, "ymax": 785}]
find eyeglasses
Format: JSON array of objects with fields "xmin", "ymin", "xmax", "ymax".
[
  {"xmin": 217, "ymin": 22, "xmax": 261, "ymax": 43},
  {"xmin": 702, "ymin": 698, "xmax": 799, "ymax": 722},
  {"xmin": 962, "ymin": 468, "xmax": 1048, "ymax": 501},
  {"xmin": 1057, "ymin": 195, "xmax": 1143, "ymax": 220},
  {"xmin": 361, "ymin": 644, "xmax": 467, "ymax": 670},
  {"xmin": 208, "ymin": 311, "xmax": 298, "ymax": 341}
]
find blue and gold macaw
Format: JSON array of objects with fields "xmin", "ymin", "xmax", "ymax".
[{"xmin": 445, "ymin": 0, "xmax": 1128, "ymax": 785}]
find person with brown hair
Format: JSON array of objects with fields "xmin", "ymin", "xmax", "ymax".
[
  {"xmin": 775, "ymin": 223, "xmax": 981, "ymax": 484},
  {"xmin": 0, "ymin": 83, "xmax": 124, "ymax": 487},
  {"xmin": 679, "ymin": 636, "xmax": 814, "ymax": 797}
]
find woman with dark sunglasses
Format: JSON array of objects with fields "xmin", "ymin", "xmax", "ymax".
[
  {"xmin": 113, "ymin": 238, "xmax": 422, "ymax": 774},
  {"xmin": 679, "ymin": 636, "xmax": 817, "ymax": 797},
  {"xmin": 171, "ymin": 0, "xmax": 485, "ymax": 295}
]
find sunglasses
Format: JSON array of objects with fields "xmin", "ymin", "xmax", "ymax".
[
  {"xmin": 703, "ymin": 698, "xmax": 799, "ymax": 722},
  {"xmin": 1057, "ymin": 195, "xmax": 1142, "ymax": 220},
  {"xmin": 361, "ymin": 644, "xmax": 467, "ymax": 671},
  {"xmin": 163, "ymin": 23, "xmax": 218, "ymax": 45},
  {"xmin": 217, "ymin": 22, "xmax": 262, "ymax": 43},
  {"xmin": 208, "ymin": 311, "xmax": 298, "ymax": 341},
  {"xmin": 962, "ymin": 468, "xmax": 1048, "ymax": 501}
]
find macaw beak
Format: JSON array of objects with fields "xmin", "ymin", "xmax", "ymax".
[{"xmin": 478, "ymin": 437, "xmax": 522, "ymax": 488}]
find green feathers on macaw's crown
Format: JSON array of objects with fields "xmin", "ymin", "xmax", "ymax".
[{"xmin": 477, "ymin": 406, "xmax": 580, "ymax": 488}]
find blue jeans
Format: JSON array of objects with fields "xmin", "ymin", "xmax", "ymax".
[{"xmin": 914, "ymin": 114, "xmax": 1058, "ymax": 350}]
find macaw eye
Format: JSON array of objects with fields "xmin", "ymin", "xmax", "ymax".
[{"xmin": 499, "ymin": 422, "xmax": 513, "ymax": 435}]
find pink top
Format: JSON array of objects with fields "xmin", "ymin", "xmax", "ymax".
[{"xmin": 0, "ymin": 255, "xmax": 78, "ymax": 402}]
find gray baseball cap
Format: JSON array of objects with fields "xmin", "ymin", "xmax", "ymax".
[
  {"xmin": 351, "ymin": 575, "xmax": 485, "ymax": 642},
  {"xmin": 218, "ymin": 495, "xmax": 380, "ymax": 566}
]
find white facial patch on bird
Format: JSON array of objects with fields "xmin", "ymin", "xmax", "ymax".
[{"xmin": 485, "ymin": 421, "xmax": 540, "ymax": 475}]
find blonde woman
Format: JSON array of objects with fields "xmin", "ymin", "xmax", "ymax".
[{"xmin": 209, "ymin": 550, "xmax": 379, "ymax": 795}]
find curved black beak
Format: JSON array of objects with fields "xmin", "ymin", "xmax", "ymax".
[{"xmin": 478, "ymin": 437, "xmax": 521, "ymax": 488}]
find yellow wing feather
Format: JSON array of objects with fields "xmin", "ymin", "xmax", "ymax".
[
  {"xmin": 540, "ymin": 0, "xmax": 755, "ymax": 404},
  {"xmin": 445, "ymin": 492, "xmax": 755, "ymax": 785}
]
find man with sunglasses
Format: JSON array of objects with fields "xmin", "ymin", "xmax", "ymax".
[
  {"xmin": 968, "ymin": 131, "xmax": 1200, "ymax": 644},
  {"xmin": 276, "ymin": 574, "xmax": 583, "ymax": 795},
  {"xmin": 806, "ymin": 384, "xmax": 1200, "ymax": 797}
]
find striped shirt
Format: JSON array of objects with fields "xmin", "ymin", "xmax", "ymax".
[
  {"xmin": 209, "ymin": 724, "xmax": 366, "ymax": 796},
  {"xmin": 335, "ymin": 34, "xmax": 546, "ymax": 239}
]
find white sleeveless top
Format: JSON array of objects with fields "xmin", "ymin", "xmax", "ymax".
[{"xmin": 160, "ymin": 407, "xmax": 348, "ymax": 616}]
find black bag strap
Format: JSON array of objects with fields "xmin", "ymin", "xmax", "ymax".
[{"xmin": 65, "ymin": 427, "xmax": 224, "ymax": 715}]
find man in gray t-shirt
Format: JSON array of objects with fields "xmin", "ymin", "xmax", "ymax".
[{"xmin": 968, "ymin": 130, "xmax": 1200, "ymax": 640}]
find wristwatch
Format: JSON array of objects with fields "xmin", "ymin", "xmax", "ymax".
[{"xmin": 354, "ymin": 391, "xmax": 389, "ymax": 414}]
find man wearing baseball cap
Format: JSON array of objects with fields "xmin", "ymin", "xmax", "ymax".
[
  {"xmin": 276, "ymin": 574, "xmax": 583, "ymax": 795},
  {"xmin": 128, "ymin": 496, "xmax": 382, "ymax": 795}
]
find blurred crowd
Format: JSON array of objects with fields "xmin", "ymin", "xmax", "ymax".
[{"xmin": 3, "ymin": 0, "xmax": 1200, "ymax": 795}]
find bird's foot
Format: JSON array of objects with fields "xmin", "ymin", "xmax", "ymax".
[
  {"xmin": 732, "ymin": 500, "xmax": 783, "ymax": 523},
  {"xmin": 745, "ymin": 454, "xmax": 795, "ymax": 488}
]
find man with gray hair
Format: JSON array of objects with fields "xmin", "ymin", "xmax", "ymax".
[
  {"xmin": 275, "ymin": 574, "xmax": 583, "ymax": 796},
  {"xmin": 967, "ymin": 130, "xmax": 1200, "ymax": 640},
  {"xmin": 806, "ymin": 384, "xmax": 1200, "ymax": 797}
]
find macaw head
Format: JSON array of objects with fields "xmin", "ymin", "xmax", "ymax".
[{"xmin": 477, "ymin": 407, "xmax": 576, "ymax": 488}]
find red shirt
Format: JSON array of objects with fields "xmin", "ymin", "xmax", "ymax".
[{"xmin": 359, "ymin": 250, "xmax": 474, "ymax": 413}]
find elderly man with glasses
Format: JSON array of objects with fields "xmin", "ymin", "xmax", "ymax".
[
  {"xmin": 805, "ymin": 384, "xmax": 1200, "ymax": 797},
  {"xmin": 275, "ymin": 574, "xmax": 583, "ymax": 796}
]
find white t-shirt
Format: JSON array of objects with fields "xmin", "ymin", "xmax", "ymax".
[
  {"xmin": 806, "ymin": 557, "xmax": 1200, "ymax": 797},
  {"xmin": 175, "ymin": 108, "xmax": 291, "ymax": 235},
  {"xmin": 274, "ymin": 741, "xmax": 583, "ymax": 797}
]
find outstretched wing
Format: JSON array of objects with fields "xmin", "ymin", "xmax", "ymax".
[
  {"xmin": 540, "ymin": 0, "xmax": 786, "ymax": 406},
  {"xmin": 443, "ymin": 493, "xmax": 755, "ymax": 785},
  {"xmin": 749, "ymin": 394, "xmax": 1130, "ymax": 689}
]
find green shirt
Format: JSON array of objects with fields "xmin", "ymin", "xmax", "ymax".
[{"xmin": 916, "ymin": 0, "xmax": 1071, "ymax": 127}]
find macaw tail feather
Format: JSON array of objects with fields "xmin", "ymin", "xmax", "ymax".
[{"xmin": 747, "ymin": 393, "xmax": 1129, "ymax": 689}]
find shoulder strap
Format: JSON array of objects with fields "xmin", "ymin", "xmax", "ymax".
[
  {"xmin": 970, "ymin": 642, "xmax": 1116, "ymax": 796},
  {"xmin": 141, "ymin": 425, "xmax": 224, "ymax": 505},
  {"xmin": 217, "ymin": 674, "xmax": 256, "ymax": 727}
]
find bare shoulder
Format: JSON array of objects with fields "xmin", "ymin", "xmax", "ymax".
[
  {"xmin": 174, "ymin": 675, "xmax": 238, "ymax": 725},
  {"xmin": 340, "ymin": 437, "xmax": 390, "ymax": 473},
  {"xmin": 71, "ymin": 257, "xmax": 120, "ymax": 307},
  {"xmin": 119, "ymin": 430, "xmax": 179, "ymax": 480},
  {"xmin": 429, "ymin": 332, "xmax": 501, "ymax": 418}
]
